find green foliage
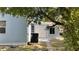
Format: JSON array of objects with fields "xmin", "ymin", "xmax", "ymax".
[
  {"xmin": 62, "ymin": 8, "xmax": 79, "ymax": 50},
  {"xmin": 0, "ymin": 7, "xmax": 58, "ymax": 23}
]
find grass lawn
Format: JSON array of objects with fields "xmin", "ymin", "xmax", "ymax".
[
  {"xmin": 0, "ymin": 39, "xmax": 64, "ymax": 51},
  {"xmin": 50, "ymin": 39, "xmax": 64, "ymax": 51}
]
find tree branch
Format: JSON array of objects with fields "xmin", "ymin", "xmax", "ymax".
[{"xmin": 40, "ymin": 9, "xmax": 64, "ymax": 25}]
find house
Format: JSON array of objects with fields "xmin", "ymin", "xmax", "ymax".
[
  {"xmin": 27, "ymin": 22, "xmax": 64, "ymax": 43},
  {"xmin": 0, "ymin": 13, "xmax": 27, "ymax": 45},
  {"xmin": 0, "ymin": 13, "xmax": 63, "ymax": 45}
]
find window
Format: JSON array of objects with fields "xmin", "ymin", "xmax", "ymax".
[
  {"xmin": 31, "ymin": 24, "xmax": 34, "ymax": 33},
  {"xmin": 0, "ymin": 21, "xmax": 6, "ymax": 33},
  {"xmin": 50, "ymin": 27, "xmax": 55, "ymax": 34}
]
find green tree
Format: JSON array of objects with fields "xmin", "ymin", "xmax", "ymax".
[
  {"xmin": 0, "ymin": 7, "xmax": 63, "ymax": 25},
  {"xmin": 62, "ymin": 8, "xmax": 79, "ymax": 50}
]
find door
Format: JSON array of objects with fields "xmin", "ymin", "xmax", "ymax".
[{"xmin": 31, "ymin": 33, "xmax": 38, "ymax": 43}]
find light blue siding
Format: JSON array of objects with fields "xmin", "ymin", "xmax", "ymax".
[{"xmin": 0, "ymin": 13, "xmax": 27, "ymax": 45}]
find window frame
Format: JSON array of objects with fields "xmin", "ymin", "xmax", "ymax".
[
  {"xmin": 0, "ymin": 21, "xmax": 6, "ymax": 34},
  {"xmin": 49, "ymin": 27, "xmax": 55, "ymax": 34},
  {"xmin": 31, "ymin": 24, "xmax": 34, "ymax": 33}
]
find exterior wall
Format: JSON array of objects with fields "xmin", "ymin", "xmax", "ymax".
[
  {"xmin": 34, "ymin": 24, "xmax": 49, "ymax": 41},
  {"xmin": 55, "ymin": 25, "xmax": 64, "ymax": 40},
  {"xmin": 0, "ymin": 13, "xmax": 27, "ymax": 45},
  {"xmin": 27, "ymin": 23, "xmax": 64, "ymax": 42}
]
